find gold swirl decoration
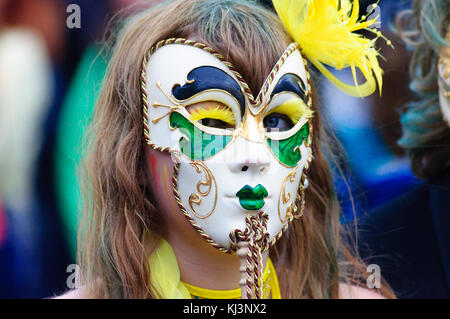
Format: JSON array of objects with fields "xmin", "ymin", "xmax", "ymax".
[
  {"xmin": 278, "ymin": 169, "xmax": 297, "ymax": 223},
  {"xmin": 188, "ymin": 162, "xmax": 218, "ymax": 219}
]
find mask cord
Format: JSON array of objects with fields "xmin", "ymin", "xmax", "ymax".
[{"xmin": 232, "ymin": 211, "xmax": 269, "ymax": 299}]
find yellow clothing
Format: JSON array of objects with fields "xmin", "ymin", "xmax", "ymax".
[{"xmin": 148, "ymin": 239, "xmax": 281, "ymax": 299}]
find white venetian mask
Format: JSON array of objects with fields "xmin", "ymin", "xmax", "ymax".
[{"xmin": 141, "ymin": 39, "xmax": 313, "ymax": 253}]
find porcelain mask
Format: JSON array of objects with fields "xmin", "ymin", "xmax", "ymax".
[{"xmin": 143, "ymin": 40, "xmax": 313, "ymax": 251}]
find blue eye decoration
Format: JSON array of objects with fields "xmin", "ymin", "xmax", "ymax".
[
  {"xmin": 172, "ymin": 66, "xmax": 246, "ymax": 114},
  {"xmin": 263, "ymin": 113, "xmax": 294, "ymax": 132},
  {"xmin": 271, "ymin": 73, "xmax": 307, "ymax": 103}
]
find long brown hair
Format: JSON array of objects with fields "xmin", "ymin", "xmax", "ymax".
[{"xmin": 79, "ymin": 0, "xmax": 394, "ymax": 298}]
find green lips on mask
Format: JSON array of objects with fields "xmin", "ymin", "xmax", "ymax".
[{"xmin": 236, "ymin": 184, "xmax": 268, "ymax": 210}]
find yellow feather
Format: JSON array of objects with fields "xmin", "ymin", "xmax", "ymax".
[
  {"xmin": 188, "ymin": 103, "xmax": 236, "ymax": 126},
  {"xmin": 273, "ymin": 0, "xmax": 387, "ymax": 97},
  {"xmin": 267, "ymin": 98, "xmax": 314, "ymax": 124}
]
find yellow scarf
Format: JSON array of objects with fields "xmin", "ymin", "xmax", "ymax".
[{"xmin": 148, "ymin": 239, "xmax": 281, "ymax": 299}]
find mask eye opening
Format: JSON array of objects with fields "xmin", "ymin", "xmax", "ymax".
[{"xmin": 263, "ymin": 113, "xmax": 295, "ymax": 132}]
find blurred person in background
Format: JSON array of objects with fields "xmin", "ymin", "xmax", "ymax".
[
  {"xmin": 357, "ymin": 0, "xmax": 450, "ymax": 298},
  {"xmin": 0, "ymin": 0, "xmax": 117, "ymax": 298},
  {"xmin": 0, "ymin": 0, "xmax": 71, "ymax": 298}
]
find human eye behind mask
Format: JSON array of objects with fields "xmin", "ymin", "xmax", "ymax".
[{"xmin": 263, "ymin": 97, "xmax": 313, "ymax": 133}]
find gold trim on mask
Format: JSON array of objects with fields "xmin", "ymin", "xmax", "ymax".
[
  {"xmin": 278, "ymin": 168, "xmax": 297, "ymax": 223},
  {"xmin": 151, "ymin": 81, "xmax": 185, "ymax": 124},
  {"xmin": 239, "ymin": 109, "xmax": 267, "ymax": 143},
  {"xmin": 188, "ymin": 161, "xmax": 218, "ymax": 219}
]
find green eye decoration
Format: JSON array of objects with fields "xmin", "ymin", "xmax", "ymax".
[
  {"xmin": 169, "ymin": 112, "xmax": 233, "ymax": 161},
  {"xmin": 267, "ymin": 122, "xmax": 310, "ymax": 167}
]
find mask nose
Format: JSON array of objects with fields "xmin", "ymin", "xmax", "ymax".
[
  {"xmin": 227, "ymin": 139, "xmax": 271, "ymax": 175},
  {"xmin": 232, "ymin": 160, "xmax": 270, "ymax": 174}
]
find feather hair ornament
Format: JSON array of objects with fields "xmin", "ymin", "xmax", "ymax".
[{"xmin": 272, "ymin": 0, "xmax": 392, "ymax": 97}]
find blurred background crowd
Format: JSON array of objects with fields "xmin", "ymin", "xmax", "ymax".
[{"xmin": 0, "ymin": 0, "xmax": 433, "ymax": 298}]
